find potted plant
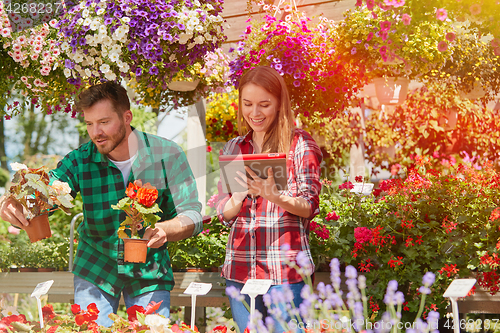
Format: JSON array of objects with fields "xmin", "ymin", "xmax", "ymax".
[
  {"xmin": 112, "ymin": 180, "xmax": 162, "ymax": 263},
  {"xmin": 430, "ymin": 26, "xmax": 500, "ymax": 102},
  {"xmin": 334, "ymin": 6, "xmax": 454, "ymax": 104},
  {"xmin": 6, "ymin": 162, "xmax": 75, "ymax": 242},
  {"xmin": 57, "ymin": 0, "xmax": 226, "ymax": 110}
]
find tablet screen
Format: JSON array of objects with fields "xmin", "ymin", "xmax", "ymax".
[{"xmin": 218, "ymin": 153, "xmax": 288, "ymax": 193}]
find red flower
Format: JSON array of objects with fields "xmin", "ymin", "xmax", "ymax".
[
  {"xmin": 211, "ymin": 326, "xmax": 228, "ymax": 333},
  {"xmin": 71, "ymin": 304, "xmax": 81, "ymax": 315},
  {"xmin": 42, "ymin": 304, "xmax": 55, "ymax": 320},
  {"xmin": 206, "ymin": 145, "xmax": 212, "ymax": 152},
  {"xmin": 136, "ymin": 183, "xmax": 159, "ymax": 208},
  {"xmin": 145, "ymin": 301, "xmax": 162, "ymax": 314},
  {"xmin": 126, "ymin": 181, "xmax": 139, "ymax": 199},
  {"xmin": 388, "ymin": 256, "xmax": 403, "ymax": 268},
  {"xmin": 339, "ymin": 181, "xmax": 354, "ymax": 190},
  {"xmin": 325, "ymin": 211, "xmax": 339, "ymax": 221},
  {"xmin": 354, "ymin": 227, "xmax": 373, "ymax": 244},
  {"xmin": 439, "ymin": 264, "xmax": 459, "ymax": 277},
  {"xmin": 127, "ymin": 305, "xmax": 145, "ymax": 322},
  {"xmin": 490, "ymin": 207, "xmax": 500, "ymax": 222}
]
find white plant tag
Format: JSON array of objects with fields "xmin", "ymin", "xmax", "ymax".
[
  {"xmin": 31, "ymin": 280, "xmax": 54, "ymax": 298},
  {"xmin": 443, "ymin": 278, "xmax": 476, "ymax": 298},
  {"xmin": 183, "ymin": 282, "xmax": 212, "ymax": 295},
  {"xmin": 241, "ymin": 279, "xmax": 273, "ymax": 296}
]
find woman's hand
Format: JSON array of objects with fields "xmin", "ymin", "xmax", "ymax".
[{"xmin": 235, "ymin": 166, "xmax": 281, "ymax": 203}]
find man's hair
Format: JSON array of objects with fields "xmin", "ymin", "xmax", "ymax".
[{"xmin": 75, "ymin": 81, "xmax": 130, "ymax": 115}]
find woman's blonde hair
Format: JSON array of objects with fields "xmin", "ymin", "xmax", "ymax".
[{"xmin": 237, "ymin": 66, "xmax": 296, "ymax": 153}]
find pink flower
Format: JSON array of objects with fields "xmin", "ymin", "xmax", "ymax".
[
  {"xmin": 491, "ymin": 38, "xmax": 500, "ymax": 49},
  {"xmin": 402, "ymin": 14, "xmax": 411, "ymax": 25},
  {"xmin": 325, "ymin": 211, "xmax": 340, "ymax": 221},
  {"xmin": 445, "ymin": 32, "xmax": 456, "ymax": 42},
  {"xmin": 366, "ymin": 0, "xmax": 375, "ymax": 10},
  {"xmin": 436, "ymin": 8, "xmax": 447, "ymax": 21},
  {"xmin": 354, "ymin": 227, "xmax": 373, "ymax": 244},
  {"xmin": 356, "ymin": 0, "xmax": 363, "ymax": 6},
  {"xmin": 393, "ymin": 0, "xmax": 405, "ymax": 7},
  {"xmin": 438, "ymin": 41, "xmax": 448, "ymax": 52},
  {"xmin": 470, "ymin": 3, "xmax": 481, "ymax": 15},
  {"xmin": 366, "ymin": 31, "xmax": 374, "ymax": 41},
  {"xmin": 339, "ymin": 181, "xmax": 354, "ymax": 190},
  {"xmin": 380, "ymin": 20, "xmax": 392, "ymax": 31}
]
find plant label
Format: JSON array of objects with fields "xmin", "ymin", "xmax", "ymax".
[
  {"xmin": 443, "ymin": 279, "xmax": 476, "ymax": 298},
  {"xmin": 31, "ymin": 280, "xmax": 54, "ymax": 298},
  {"xmin": 241, "ymin": 279, "xmax": 273, "ymax": 296},
  {"xmin": 351, "ymin": 183, "xmax": 374, "ymax": 195},
  {"xmin": 183, "ymin": 282, "xmax": 212, "ymax": 295}
]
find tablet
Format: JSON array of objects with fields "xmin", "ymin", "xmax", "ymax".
[{"xmin": 218, "ymin": 153, "xmax": 288, "ymax": 193}]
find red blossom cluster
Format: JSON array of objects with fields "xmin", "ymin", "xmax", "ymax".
[
  {"xmin": 325, "ymin": 211, "xmax": 340, "ymax": 221},
  {"xmin": 438, "ymin": 264, "xmax": 459, "ymax": 278},
  {"xmin": 310, "ymin": 221, "xmax": 330, "ymax": 239},
  {"xmin": 387, "ymin": 256, "xmax": 403, "ymax": 268},
  {"xmin": 0, "ymin": 314, "xmax": 30, "ymax": 333},
  {"xmin": 339, "ymin": 181, "xmax": 354, "ymax": 190},
  {"xmin": 358, "ymin": 258, "xmax": 374, "ymax": 272},
  {"xmin": 441, "ymin": 216, "xmax": 458, "ymax": 234}
]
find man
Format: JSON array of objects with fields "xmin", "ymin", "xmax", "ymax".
[{"xmin": 0, "ymin": 81, "xmax": 203, "ymax": 326}]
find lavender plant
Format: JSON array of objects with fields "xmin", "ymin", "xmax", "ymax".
[{"xmin": 227, "ymin": 252, "xmax": 439, "ymax": 333}]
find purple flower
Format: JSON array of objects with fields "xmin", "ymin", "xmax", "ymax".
[
  {"xmin": 136, "ymin": 67, "xmax": 143, "ymax": 76},
  {"xmin": 293, "ymin": 80, "xmax": 300, "ymax": 87},
  {"xmin": 351, "ymin": 47, "xmax": 357, "ymax": 54},
  {"xmin": 149, "ymin": 66, "xmax": 159, "ymax": 75},
  {"xmin": 387, "ymin": 280, "xmax": 398, "ymax": 292},
  {"xmin": 345, "ymin": 265, "xmax": 357, "ymax": 279},
  {"xmin": 420, "ymin": 286, "xmax": 431, "ymax": 294},
  {"xmin": 226, "ymin": 286, "xmax": 244, "ymax": 301},
  {"xmin": 65, "ymin": 59, "xmax": 74, "ymax": 69},
  {"xmin": 423, "ymin": 272, "xmax": 436, "ymax": 286}
]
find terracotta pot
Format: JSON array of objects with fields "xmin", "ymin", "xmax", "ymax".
[
  {"xmin": 19, "ymin": 267, "xmax": 37, "ymax": 272},
  {"xmin": 37, "ymin": 267, "xmax": 55, "ymax": 272},
  {"xmin": 167, "ymin": 78, "xmax": 200, "ymax": 92},
  {"xmin": 23, "ymin": 214, "xmax": 51, "ymax": 243},
  {"xmin": 123, "ymin": 238, "xmax": 148, "ymax": 263},
  {"xmin": 373, "ymin": 77, "xmax": 409, "ymax": 105}
]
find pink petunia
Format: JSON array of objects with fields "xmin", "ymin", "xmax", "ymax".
[
  {"xmin": 445, "ymin": 32, "xmax": 456, "ymax": 42},
  {"xmin": 366, "ymin": 31, "xmax": 374, "ymax": 41},
  {"xmin": 402, "ymin": 14, "xmax": 411, "ymax": 25},
  {"xmin": 366, "ymin": 0, "xmax": 375, "ymax": 10},
  {"xmin": 436, "ymin": 8, "xmax": 448, "ymax": 21},
  {"xmin": 470, "ymin": 3, "xmax": 481, "ymax": 15},
  {"xmin": 380, "ymin": 20, "xmax": 392, "ymax": 31},
  {"xmin": 438, "ymin": 41, "xmax": 448, "ymax": 52},
  {"xmin": 393, "ymin": 0, "xmax": 405, "ymax": 7}
]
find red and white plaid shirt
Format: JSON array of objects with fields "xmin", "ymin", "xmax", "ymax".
[{"xmin": 216, "ymin": 129, "xmax": 322, "ymax": 284}]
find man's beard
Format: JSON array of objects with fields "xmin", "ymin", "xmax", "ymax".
[{"xmin": 93, "ymin": 125, "xmax": 127, "ymax": 156}]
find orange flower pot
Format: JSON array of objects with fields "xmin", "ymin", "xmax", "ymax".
[
  {"xmin": 123, "ymin": 238, "xmax": 148, "ymax": 263},
  {"xmin": 23, "ymin": 214, "xmax": 51, "ymax": 243}
]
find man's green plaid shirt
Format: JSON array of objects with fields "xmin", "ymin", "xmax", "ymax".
[{"xmin": 50, "ymin": 130, "xmax": 202, "ymax": 298}]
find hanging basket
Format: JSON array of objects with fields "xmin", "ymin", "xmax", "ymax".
[
  {"xmin": 123, "ymin": 238, "xmax": 148, "ymax": 263},
  {"xmin": 438, "ymin": 107, "xmax": 458, "ymax": 131},
  {"xmin": 458, "ymin": 84, "xmax": 486, "ymax": 100},
  {"xmin": 357, "ymin": 83, "xmax": 377, "ymax": 98},
  {"xmin": 168, "ymin": 79, "xmax": 200, "ymax": 92},
  {"xmin": 23, "ymin": 214, "xmax": 51, "ymax": 243},
  {"xmin": 373, "ymin": 77, "xmax": 410, "ymax": 105}
]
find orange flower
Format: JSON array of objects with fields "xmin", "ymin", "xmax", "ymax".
[{"xmin": 137, "ymin": 186, "xmax": 159, "ymax": 207}]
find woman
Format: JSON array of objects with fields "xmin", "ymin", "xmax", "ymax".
[{"xmin": 216, "ymin": 66, "xmax": 322, "ymax": 332}]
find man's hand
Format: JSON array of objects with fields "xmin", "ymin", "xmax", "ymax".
[
  {"xmin": 0, "ymin": 196, "xmax": 29, "ymax": 228},
  {"xmin": 143, "ymin": 225, "xmax": 167, "ymax": 248}
]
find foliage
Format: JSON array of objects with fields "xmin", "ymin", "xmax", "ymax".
[
  {"xmin": 228, "ymin": 6, "xmax": 364, "ymax": 132},
  {"xmin": 205, "ymin": 88, "xmax": 239, "ymax": 144},
  {"xmin": 363, "ymin": 83, "xmax": 500, "ymax": 173},
  {"xmin": 428, "ymin": 26, "xmax": 500, "ymax": 102},
  {"xmin": 226, "ymin": 252, "xmax": 439, "ymax": 333},
  {"xmin": 0, "ymin": 301, "xmax": 199, "ymax": 333},
  {"xmin": 168, "ymin": 215, "xmax": 229, "ymax": 270},
  {"xmin": 112, "ymin": 180, "xmax": 162, "ymax": 239},
  {"xmin": 6, "ymin": 162, "xmax": 74, "ymax": 219},
  {"xmin": 317, "ymin": 158, "xmax": 500, "ymax": 321},
  {"xmin": 334, "ymin": 6, "xmax": 454, "ymax": 80}
]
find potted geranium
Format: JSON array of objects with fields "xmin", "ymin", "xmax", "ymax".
[
  {"xmin": 6, "ymin": 162, "xmax": 75, "ymax": 242},
  {"xmin": 112, "ymin": 180, "xmax": 162, "ymax": 263}
]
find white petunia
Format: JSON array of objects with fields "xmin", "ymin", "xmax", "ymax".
[
  {"xmin": 90, "ymin": 20, "xmax": 100, "ymax": 30},
  {"xmin": 96, "ymin": 8, "xmax": 104, "ymax": 15},
  {"xmin": 178, "ymin": 33, "xmax": 192, "ymax": 44},
  {"xmin": 194, "ymin": 36, "xmax": 204, "ymax": 44},
  {"xmin": 108, "ymin": 52, "xmax": 119, "ymax": 62},
  {"xmin": 64, "ymin": 68, "xmax": 72, "ymax": 78},
  {"xmin": 77, "ymin": 18, "xmax": 83, "ymax": 25},
  {"xmin": 73, "ymin": 53, "xmax": 84, "ymax": 63},
  {"xmin": 119, "ymin": 62, "xmax": 130, "ymax": 72},
  {"xmin": 169, "ymin": 54, "xmax": 176, "ymax": 62},
  {"xmin": 104, "ymin": 71, "xmax": 116, "ymax": 81},
  {"xmin": 122, "ymin": 17, "xmax": 130, "ymax": 23},
  {"xmin": 10, "ymin": 162, "xmax": 28, "ymax": 171},
  {"xmin": 82, "ymin": 8, "xmax": 89, "ymax": 18},
  {"xmin": 99, "ymin": 63, "xmax": 110, "ymax": 73},
  {"xmin": 83, "ymin": 18, "xmax": 92, "ymax": 26}
]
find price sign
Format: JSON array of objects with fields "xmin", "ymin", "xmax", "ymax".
[
  {"xmin": 31, "ymin": 280, "xmax": 54, "ymax": 298},
  {"xmin": 183, "ymin": 282, "xmax": 212, "ymax": 296},
  {"xmin": 241, "ymin": 279, "xmax": 273, "ymax": 296},
  {"xmin": 443, "ymin": 279, "xmax": 476, "ymax": 298}
]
